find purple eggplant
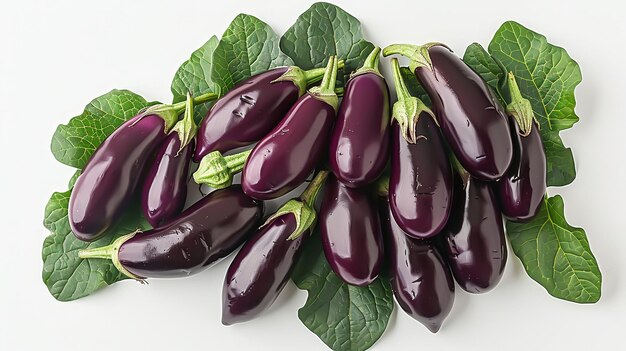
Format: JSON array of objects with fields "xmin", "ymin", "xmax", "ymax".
[
  {"xmin": 495, "ymin": 73, "xmax": 546, "ymax": 221},
  {"xmin": 319, "ymin": 176, "xmax": 384, "ymax": 286},
  {"xmin": 69, "ymin": 114, "xmax": 168, "ymax": 241},
  {"xmin": 387, "ymin": 58, "xmax": 453, "ymax": 239},
  {"xmin": 79, "ymin": 185, "xmax": 263, "ymax": 279},
  {"xmin": 222, "ymin": 171, "xmax": 328, "ymax": 325},
  {"xmin": 380, "ymin": 199, "xmax": 455, "ymax": 333},
  {"xmin": 442, "ymin": 173, "xmax": 507, "ymax": 293},
  {"xmin": 194, "ymin": 63, "xmax": 342, "ymax": 162},
  {"xmin": 329, "ymin": 47, "xmax": 390, "ymax": 187},
  {"xmin": 384, "ymin": 43, "xmax": 513, "ymax": 180},
  {"xmin": 69, "ymin": 94, "xmax": 216, "ymax": 241},
  {"xmin": 241, "ymin": 57, "xmax": 339, "ymax": 200},
  {"xmin": 141, "ymin": 93, "xmax": 196, "ymax": 228}
]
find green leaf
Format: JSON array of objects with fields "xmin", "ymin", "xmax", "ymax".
[
  {"xmin": 68, "ymin": 170, "xmax": 81, "ymax": 188},
  {"xmin": 212, "ymin": 14, "xmax": 293, "ymax": 92},
  {"xmin": 506, "ymin": 196, "xmax": 601, "ymax": 303},
  {"xmin": 42, "ymin": 184, "xmax": 150, "ymax": 302},
  {"xmin": 486, "ymin": 21, "xmax": 580, "ymax": 186},
  {"xmin": 292, "ymin": 233, "xmax": 393, "ymax": 351},
  {"xmin": 50, "ymin": 89, "xmax": 155, "ymax": 169},
  {"xmin": 170, "ymin": 36, "xmax": 221, "ymax": 123},
  {"xmin": 280, "ymin": 2, "xmax": 375, "ymax": 85}
]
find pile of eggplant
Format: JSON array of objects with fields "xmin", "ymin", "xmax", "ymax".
[{"xmin": 73, "ymin": 42, "xmax": 546, "ymax": 332}]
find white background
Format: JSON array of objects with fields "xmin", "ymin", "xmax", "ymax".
[{"xmin": 1, "ymin": 0, "xmax": 624, "ymax": 350}]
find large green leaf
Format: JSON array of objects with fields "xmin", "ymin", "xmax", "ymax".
[
  {"xmin": 292, "ymin": 233, "xmax": 393, "ymax": 351},
  {"xmin": 171, "ymin": 36, "xmax": 220, "ymax": 123},
  {"xmin": 50, "ymin": 90, "xmax": 155, "ymax": 169},
  {"xmin": 211, "ymin": 14, "xmax": 293, "ymax": 92},
  {"xmin": 42, "ymin": 185, "xmax": 150, "ymax": 301},
  {"xmin": 483, "ymin": 21, "xmax": 580, "ymax": 187},
  {"xmin": 280, "ymin": 2, "xmax": 375, "ymax": 85},
  {"xmin": 507, "ymin": 196, "xmax": 601, "ymax": 303}
]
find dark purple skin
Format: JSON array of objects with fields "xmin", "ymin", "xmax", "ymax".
[
  {"xmin": 389, "ymin": 114, "xmax": 453, "ymax": 239},
  {"xmin": 415, "ymin": 46, "xmax": 513, "ymax": 180},
  {"xmin": 141, "ymin": 134, "xmax": 193, "ymax": 228},
  {"xmin": 380, "ymin": 200, "xmax": 455, "ymax": 333},
  {"xmin": 242, "ymin": 94, "xmax": 335, "ymax": 200},
  {"xmin": 118, "ymin": 186, "xmax": 263, "ymax": 278},
  {"xmin": 319, "ymin": 176, "xmax": 384, "ymax": 286},
  {"xmin": 495, "ymin": 118, "xmax": 546, "ymax": 221},
  {"xmin": 329, "ymin": 73, "xmax": 390, "ymax": 187},
  {"xmin": 70, "ymin": 115, "xmax": 168, "ymax": 241},
  {"xmin": 442, "ymin": 176, "xmax": 507, "ymax": 293},
  {"xmin": 222, "ymin": 214, "xmax": 308, "ymax": 325},
  {"xmin": 194, "ymin": 67, "xmax": 299, "ymax": 161}
]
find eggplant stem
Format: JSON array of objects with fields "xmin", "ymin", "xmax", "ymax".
[
  {"xmin": 193, "ymin": 149, "xmax": 251, "ymax": 189},
  {"xmin": 506, "ymin": 72, "xmax": 537, "ymax": 136},
  {"xmin": 353, "ymin": 46, "xmax": 382, "ymax": 77},
  {"xmin": 169, "ymin": 92, "xmax": 198, "ymax": 153},
  {"xmin": 303, "ymin": 59, "xmax": 345, "ymax": 85},
  {"xmin": 78, "ymin": 232, "xmax": 144, "ymax": 281},
  {"xmin": 309, "ymin": 56, "xmax": 339, "ymax": 110},
  {"xmin": 299, "ymin": 170, "xmax": 329, "ymax": 208},
  {"xmin": 383, "ymin": 42, "xmax": 448, "ymax": 73}
]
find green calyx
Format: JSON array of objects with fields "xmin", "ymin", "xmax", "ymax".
[
  {"xmin": 137, "ymin": 92, "xmax": 218, "ymax": 133},
  {"xmin": 352, "ymin": 46, "xmax": 382, "ymax": 78},
  {"xmin": 78, "ymin": 231, "xmax": 144, "ymax": 281},
  {"xmin": 506, "ymin": 72, "xmax": 539, "ymax": 137},
  {"xmin": 262, "ymin": 170, "xmax": 329, "ymax": 241},
  {"xmin": 169, "ymin": 92, "xmax": 197, "ymax": 154},
  {"xmin": 309, "ymin": 56, "xmax": 339, "ymax": 111},
  {"xmin": 375, "ymin": 173, "xmax": 390, "ymax": 197},
  {"xmin": 272, "ymin": 60, "xmax": 346, "ymax": 97},
  {"xmin": 193, "ymin": 149, "xmax": 251, "ymax": 188},
  {"xmin": 383, "ymin": 42, "xmax": 449, "ymax": 73},
  {"xmin": 390, "ymin": 58, "xmax": 436, "ymax": 143}
]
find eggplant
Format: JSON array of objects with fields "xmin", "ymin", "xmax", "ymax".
[
  {"xmin": 383, "ymin": 43, "xmax": 513, "ymax": 180},
  {"xmin": 194, "ymin": 63, "xmax": 341, "ymax": 162},
  {"xmin": 380, "ymin": 199, "xmax": 455, "ymax": 333},
  {"xmin": 222, "ymin": 171, "xmax": 328, "ymax": 325},
  {"xmin": 495, "ymin": 73, "xmax": 546, "ymax": 221},
  {"xmin": 141, "ymin": 94, "xmax": 196, "ymax": 228},
  {"xmin": 387, "ymin": 58, "xmax": 453, "ymax": 239},
  {"xmin": 69, "ymin": 94, "xmax": 216, "ymax": 241},
  {"xmin": 223, "ymin": 214, "xmax": 308, "ymax": 325},
  {"xmin": 241, "ymin": 57, "xmax": 339, "ymax": 200},
  {"xmin": 442, "ymin": 174, "xmax": 507, "ymax": 293},
  {"xmin": 79, "ymin": 185, "xmax": 263, "ymax": 279},
  {"xmin": 319, "ymin": 176, "xmax": 384, "ymax": 286},
  {"xmin": 70, "ymin": 115, "xmax": 169, "ymax": 241},
  {"xmin": 329, "ymin": 47, "xmax": 390, "ymax": 187}
]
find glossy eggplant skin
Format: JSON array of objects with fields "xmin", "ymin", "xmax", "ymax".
[
  {"xmin": 70, "ymin": 115, "xmax": 167, "ymax": 241},
  {"xmin": 389, "ymin": 113, "xmax": 453, "ymax": 239},
  {"xmin": 442, "ymin": 177, "xmax": 507, "ymax": 293},
  {"xmin": 495, "ymin": 118, "xmax": 546, "ymax": 221},
  {"xmin": 222, "ymin": 214, "xmax": 308, "ymax": 325},
  {"xmin": 242, "ymin": 94, "xmax": 335, "ymax": 200},
  {"xmin": 141, "ymin": 135, "xmax": 193, "ymax": 228},
  {"xmin": 381, "ymin": 200, "xmax": 455, "ymax": 333},
  {"xmin": 319, "ymin": 176, "xmax": 384, "ymax": 286},
  {"xmin": 118, "ymin": 186, "xmax": 263, "ymax": 279},
  {"xmin": 415, "ymin": 46, "xmax": 512, "ymax": 180},
  {"xmin": 329, "ymin": 73, "xmax": 390, "ymax": 187},
  {"xmin": 194, "ymin": 67, "xmax": 299, "ymax": 161}
]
